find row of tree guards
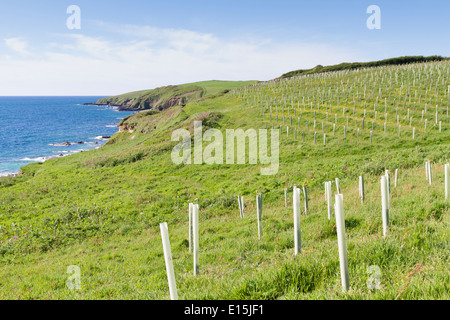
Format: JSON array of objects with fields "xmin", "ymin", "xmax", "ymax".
[
  {"xmin": 160, "ymin": 162, "xmax": 449, "ymax": 299},
  {"xmin": 233, "ymin": 61, "xmax": 450, "ymax": 147},
  {"xmin": 233, "ymin": 62, "xmax": 450, "ymax": 124},
  {"xmin": 264, "ymin": 117, "xmax": 444, "ymax": 146}
]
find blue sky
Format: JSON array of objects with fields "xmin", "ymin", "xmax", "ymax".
[{"xmin": 0, "ymin": 0, "xmax": 449, "ymax": 95}]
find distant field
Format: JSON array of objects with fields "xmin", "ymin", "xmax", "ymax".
[
  {"xmin": 280, "ymin": 55, "xmax": 448, "ymax": 79},
  {"xmin": 94, "ymin": 80, "xmax": 258, "ymax": 111},
  {"xmin": 179, "ymin": 80, "xmax": 258, "ymax": 96}
]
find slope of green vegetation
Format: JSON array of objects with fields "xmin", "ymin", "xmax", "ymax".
[
  {"xmin": 280, "ymin": 55, "xmax": 449, "ymax": 79},
  {"xmin": 94, "ymin": 80, "xmax": 257, "ymax": 111},
  {"xmin": 0, "ymin": 60, "xmax": 449, "ymax": 300},
  {"xmin": 180, "ymin": 80, "xmax": 259, "ymax": 96}
]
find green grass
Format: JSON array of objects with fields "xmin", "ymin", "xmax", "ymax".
[
  {"xmin": 0, "ymin": 60, "xmax": 449, "ymax": 300},
  {"xmin": 179, "ymin": 80, "xmax": 258, "ymax": 96},
  {"xmin": 95, "ymin": 80, "xmax": 257, "ymax": 111},
  {"xmin": 0, "ymin": 164, "xmax": 448, "ymax": 299},
  {"xmin": 280, "ymin": 55, "xmax": 448, "ymax": 78}
]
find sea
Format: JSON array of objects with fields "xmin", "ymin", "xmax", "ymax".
[{"xmin": 0, "ymin": 97, "xmax": 135, "ymax": 176}]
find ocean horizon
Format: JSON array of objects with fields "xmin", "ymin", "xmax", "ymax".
[{"xmin": 0, "ymin": 96, "xmax": 135, "ymax": 176}]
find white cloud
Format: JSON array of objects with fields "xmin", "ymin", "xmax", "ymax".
[
  {"xmin": 0, "ymin": 25, "xmax": 364, "ymax": 95},
  {"xmin": 4, "ymin": 38, "xmax": 30, "ymax": 55}
]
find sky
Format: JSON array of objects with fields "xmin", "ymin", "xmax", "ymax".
[{"xmin": 0, "ymin": 0, "xmax": 449, "ymax": 96}]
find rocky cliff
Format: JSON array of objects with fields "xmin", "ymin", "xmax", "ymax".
[{"xmin": 85, "ymin": 85, "xmax": 205, "ymax": 111}]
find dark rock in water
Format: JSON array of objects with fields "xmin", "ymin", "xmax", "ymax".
[
  {"xmin": 94, "ymin": 142, "xmax": 99, "ymax": 145},
  {"xmin": 82, "ymin": 103, "xmax": 109, "ymax": 106},
  {"xmin": 51, "ymin": 141, "xmax": 73, "ymax": 146},
  {"xmin": 59, "ymin": 154, "xmax": 64, "ymax": 157},
  {"xmin": 76, "ymin": 141, "xmax": 85, "ymax": 144},
  {"xmin": 101, "ymin": 136, "xmax": 111, "ymax": 139}
]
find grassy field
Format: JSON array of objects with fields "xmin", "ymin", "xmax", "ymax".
[
  {"xmin": 0, "ymin": 60, "xmax": 449, "ymax": 300},
  {"xmin": 280, "ymin": 55, "xmax": 448, "ymax": 78},
  {"xmin": 179, "ymin": 80, "xmax": 258, "ymax": 96},
  {"xmin": 95, "ymin": 80, "xmax": 258, "ymax": 110}
]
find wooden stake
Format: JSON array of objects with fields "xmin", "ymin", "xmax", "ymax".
[
  {"xmin": 293, "ymin": 187, "xmax": 301, "ymax": 255},
  {"xmin": 193, "ymin": 204, "xmax": 199, "ymax": 276},
  {"xmin": 394, "ymin": 169, "xmax": 398, "ymax": 188},
  {"xmin": 257, "ymin": 194, "xmax": 262, "ymax": 239},
  {"xmin": 335, "ymin": 178, "xmax": 341, "ymax": 194},
  {"xmin": 334, "ymin": 194, "xmax": 349, "ymax": 292},
  {"xmin": 381, "ymin": 176, "xmax": 389, "ymax": 237},
  {"xmin": 445, "ymin": 163, "xmax": 449, "ymax": 200},
  {"xmin": 359, "ymin": 176, "xmax": 365, "ymax": 204},
  {"xmin": 238, "ymin": 196, "xmax": 244, "ymax": 218},
  {"xmin": 303, "ymin": 187, "xmax": 309, "ymax": 214},
  {"xmin": 189, "ymin": 203, "xmax": 193, "ymax": 253},
  {"xmin": 160, "ymin": 222, "xmax": 178, "ymax": 300},
  {"xmin": 284, "ymin": 188, "xmax": 288, "ymax": 207},
  {"xmin": 385, "ymin": 170, "xmax": 391, "ymax": 210},
  {"xmin": 428, "ymin": 160, "xmax": 432, "ymax": 185},
  {"xmin": 326, "ymin": 181, "xmax": 332, "ymax": 219}
]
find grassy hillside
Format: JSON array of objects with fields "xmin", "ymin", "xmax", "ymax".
[
  {"xmin": 280, "ymin": 55, "xmax": 448, "ymax": 79},
  {"xmin": 0, "ymin": 60, "xmax": 449, "ymax": 300},
  {"xmin": 94, "ymin": 80, "xmax": 257, "ymax": 111}
]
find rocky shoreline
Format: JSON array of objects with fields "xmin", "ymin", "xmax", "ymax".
[
  {"xmin": 82, "ymin": 102, "xmax": 141, "ymax": 112},
  {"xmin": 1, "ymin": 172, "xmax": 19, "ymax": 177},
  {"xmin": 0, "ymin": 136, "xmax": 113, "ymax": 179},
  {"xmin": 49, "ymin": 138, "xmax": 110, "ymax": 147}
]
